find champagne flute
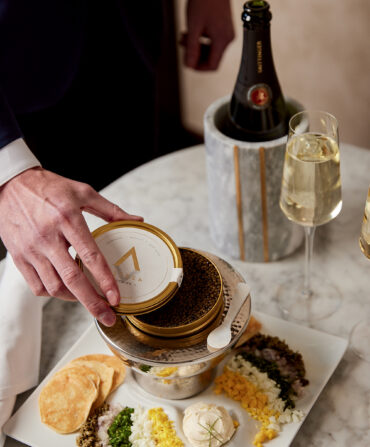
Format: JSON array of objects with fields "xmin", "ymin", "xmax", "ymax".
[
  {"xmin": 350, "ymin": 186, "xmax": 370, "ymax": 361},
  {"xmin": 359, "ymin": 186, "xmax": 370, "ymax": 259},
  {"xmin": 277, "ymin": 110, "xmax": 342, "ymax": 321}
]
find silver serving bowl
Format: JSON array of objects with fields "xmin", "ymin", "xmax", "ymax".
[{"xmin": 96, "ymin": 251, "xmax": 251, "ymax": 399}]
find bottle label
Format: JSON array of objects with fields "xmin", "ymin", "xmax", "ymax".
[{"xmin": 247, "ymin": 83, "xmax": 272, "ymax": 110}]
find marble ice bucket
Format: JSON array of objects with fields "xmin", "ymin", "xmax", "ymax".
[{"xmin": 204, "ymin": 96, "xmax": 304, "ymax": 262}]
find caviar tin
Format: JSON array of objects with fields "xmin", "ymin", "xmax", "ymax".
[
  {"xmin": 127, "ymin": 248, "xmax": 224, "ymax": 340},
  {"xmin": 77, "ymin": 221, "xmax": 183, "ymax": 315},
  {"xmin": 95, "ymin": 250, "xmax": 252, "ymax": 399},
  {"xmin": 125, "ymin": 302, "xmax": 224, "ymax": 348}
]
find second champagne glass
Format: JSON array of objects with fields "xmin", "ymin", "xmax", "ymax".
[
  {"xmin": 277, "ymin": 110, "xmax": 342, "ymax": 321},
  {"xmin": 349, "ymin": 186, "xmax": 370, "ymax": 362}
]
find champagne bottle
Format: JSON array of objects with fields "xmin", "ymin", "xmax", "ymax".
[{"xmin": 227, "ymin": 0, "xmax": 287, "ymax": 142}]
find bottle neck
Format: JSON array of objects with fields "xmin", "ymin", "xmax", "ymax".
[{"xmin": 240, "ymin": 25, "xmax": 275, "ymax": 80}]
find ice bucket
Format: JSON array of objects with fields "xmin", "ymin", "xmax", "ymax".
[{"xmin": 204, "ymin": 95, "xmax": 304, "ymax": 262}]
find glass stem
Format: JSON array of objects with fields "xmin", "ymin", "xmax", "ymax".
[{"xmin": 303, "ymin": 226, "xmax": 316, "ymax": 298}]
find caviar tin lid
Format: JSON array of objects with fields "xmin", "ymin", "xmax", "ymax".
[{"xmin": 79, "ymin": 221, "xmax": 183, "ymax": 315}]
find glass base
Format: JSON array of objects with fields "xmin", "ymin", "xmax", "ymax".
[
  {"xmin": 350, "ymin": 319, "xmax": 370, "ymax": 362},
  {"xmin": 276, "ymin": 274, "xmax": 342, "ymax": 322}
]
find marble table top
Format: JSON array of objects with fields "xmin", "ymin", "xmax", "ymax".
[{"xmin": 4, "ymin": 143, "xmax": 370, "ymax": 446}]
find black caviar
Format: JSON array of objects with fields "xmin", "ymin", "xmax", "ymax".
[
  {"xmin": 137, "ymin": 249, "xmax": 221, "ymax": 327},
  {"xmin": 239, "ymin": 333, "xmax": 309, "ymax": 409}
]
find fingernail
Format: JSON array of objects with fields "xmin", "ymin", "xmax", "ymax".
[
  {"xmin": 106, "ymin": 289, "xmax": 120, "ymax": 306},
  {"xmin": 99, "ymin": 311, "xmax": 116, "ymax": 327}
]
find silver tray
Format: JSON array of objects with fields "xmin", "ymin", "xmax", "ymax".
[{"xmin": 96, "ymin": 251, "xmax": 251, "ymax": 368}]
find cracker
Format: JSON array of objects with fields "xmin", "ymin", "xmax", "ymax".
[
  {"xmin": 69, "ymin": 359, "xmax": 114, "ymax": 409},
  {"xmin": 72, "ymin": 354, "xmax": 126, "ymax": 393},
  {"xmin": 39, "ymin": 369, "xmax": 97, "ymax": 434},
  {"xmin": 57, "ymin": 364, "xmax": 100, "ymax": 390}
]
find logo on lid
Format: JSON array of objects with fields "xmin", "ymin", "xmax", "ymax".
[
  {"xmin": 247, "ymin": 84, "xmax": 271, "ymax": 109},
  {"xmin": 113, "ymin": 246, "xmax": 142, "ymax": 285}
]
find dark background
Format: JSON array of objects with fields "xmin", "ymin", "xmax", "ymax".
[{"xmin": 0, "ymin": 0, "xmax": 203, "ymax": 261}]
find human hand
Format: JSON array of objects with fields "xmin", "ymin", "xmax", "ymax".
[
  {"xmin": 182, "ymin": 0, "xmax": 234, "ymax": 70},
  {"xmin": 0, "ymin": 167, "xmax": 143, "ymax": 327}
]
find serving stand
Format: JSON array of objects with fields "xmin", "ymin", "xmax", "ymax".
[{"xmin": 96, "ymin": 251, "xmax": 251, "ymax": 399}]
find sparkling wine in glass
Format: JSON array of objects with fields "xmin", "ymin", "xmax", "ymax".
[
  {"xmin": 277, "ymin": 110, "xmax": 342, "ymax": 321},
  {"xmin": 350, "ymin": 186, "xmax": 370, "ymax": 361}
]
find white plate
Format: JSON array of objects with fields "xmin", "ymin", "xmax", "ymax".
[{"xmin": 4, "ymin": 311, "xmax": 348, "ymax": 447}]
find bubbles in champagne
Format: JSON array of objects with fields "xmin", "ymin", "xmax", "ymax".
[{"xmin": 280, "ymin": 133, "xmax": 342, "ymax": 226}]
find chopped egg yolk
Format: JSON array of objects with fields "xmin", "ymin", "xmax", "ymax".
[
  {"xmin": 155, "ymin": 367, "xmax": 178, "ymax": 377},
  {"xmin": 148, "ymin": 407, "xmax": 184, "ymax": 447},
  {"xmin": 214, "ymin": 368, "xmax": 278, "ymax": 447}
]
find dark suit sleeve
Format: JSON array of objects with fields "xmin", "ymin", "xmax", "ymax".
[{"xmin": 0, "ymin": 86, "xmax": 22, "ymax": 149}]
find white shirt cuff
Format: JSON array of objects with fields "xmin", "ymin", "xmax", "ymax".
[{"xmin": 0, "ymin": 138, "xmax": 41, "ymax": 187}]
